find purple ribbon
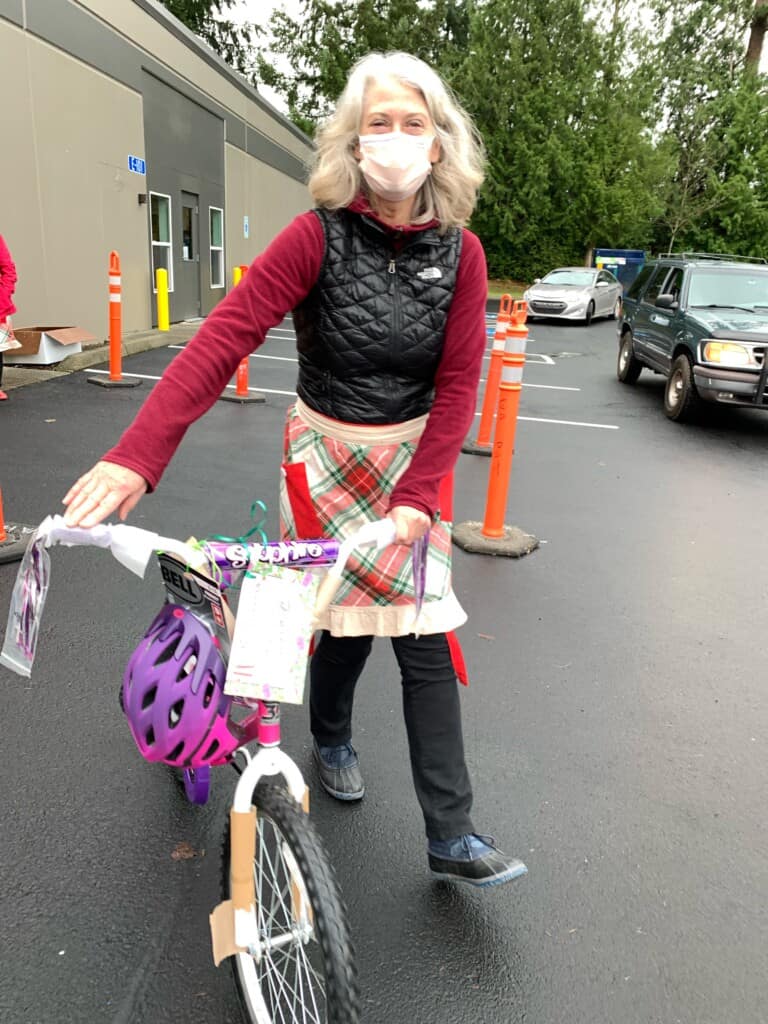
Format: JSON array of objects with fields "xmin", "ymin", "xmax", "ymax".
[{"xmin": 411, "ymin": 532, "xmax": 429, "ymax": 618}]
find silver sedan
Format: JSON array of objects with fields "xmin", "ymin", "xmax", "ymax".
[{"xmin": 523, "ymin": 267, "xmax": 623, "ymax": 325}]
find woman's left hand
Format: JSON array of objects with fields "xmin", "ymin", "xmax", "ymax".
[{"xmin": 388, "ymin": 505, "xmax": 431, "ymax": 544}]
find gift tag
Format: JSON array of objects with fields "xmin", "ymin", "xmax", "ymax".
[{"xmin": 225, "ymin": 565, "xmax": 319, "ymax": 704}]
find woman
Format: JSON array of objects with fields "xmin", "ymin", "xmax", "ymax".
[
  {"xmin": 0, "ymin": 233, "xmax": 18, "ymax": 401},
  {"xmin": 63, "ymin": 52, "xmax": 527, "ymax": 889}
]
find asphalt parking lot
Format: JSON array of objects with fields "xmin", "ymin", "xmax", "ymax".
[{"xmin": 1, "ymin": 311, "xmax": 767, "ymax": 1024}]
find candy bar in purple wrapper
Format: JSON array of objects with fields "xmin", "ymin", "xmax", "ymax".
[{"xmin": 204, "ymin": 538, "xmax": 340, "ymax": 573}]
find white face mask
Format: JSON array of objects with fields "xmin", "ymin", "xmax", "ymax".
[{"xmin": 357, "ymin": 131, "xmax": 435, "ymax": 203}]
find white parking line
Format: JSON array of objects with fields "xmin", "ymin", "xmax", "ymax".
[
  {"xmin": 167, "ymin": 344, "xmax": 565, "ymax": 385},
  {"xmin": 479, "ymin": 378, "xmax": 579, "ymax": 391},
  {"xmin": 474, "ymin": 411, "xmax": 618, "ymax": 430},
  {"xmin": 169, "ymin": 347, "xmax": 297, "ymax": 363},
  {"xmin": 171, "ymin": 340, "xmax": 557, "ymax": 367},
  {"xmin": 154, "ymin": 356, "xmax": 577, "ymax": 395},
  {"xmin": 485, "ymin": 350, "xmax": 555, "ymax": 365},
  {"xmin": 249, "ymin": 353, "xmax": 298, "ymax": 362},
  {"xmin": 84, "ymin": 369, "xmax": 613, "ymax": 427},
  {"xmin": 83, "ymin": 368, "xmax": 297, "ymax": 397}
]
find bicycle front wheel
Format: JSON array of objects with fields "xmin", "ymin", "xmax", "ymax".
[{"xmin": 223, "ymin": 782, "xmax": 359, "ymax": 1024}]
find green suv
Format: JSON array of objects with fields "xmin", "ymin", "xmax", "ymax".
[{"xmin": 617, "ymin": 252, "xmax": 768, "ymax": 421}]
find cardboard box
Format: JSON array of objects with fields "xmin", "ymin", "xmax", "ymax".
[{"xmin": 5, "ymin": 326, "xmax": 97, "ymax": 366}]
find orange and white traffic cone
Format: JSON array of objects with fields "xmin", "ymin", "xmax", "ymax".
[
  {"xmin": 452, "ymin": 302, "xmax": 539, "ymax": 558},
  {"xmin": 89, "ymin": 251, "xmax": 141, "ymax": 389},
  {"xmin": 462, "ymin": 294, "xmax": 513, "ymax": 456}
]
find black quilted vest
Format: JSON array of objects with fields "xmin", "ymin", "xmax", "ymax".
[{"xmin": 293, "ymin": 208, "xmax": 462, "ymax": 424}]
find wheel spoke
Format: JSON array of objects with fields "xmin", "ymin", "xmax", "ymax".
[{"xmin": 238, "ymin": 805, "xmax": 329, "ymax": 1023}]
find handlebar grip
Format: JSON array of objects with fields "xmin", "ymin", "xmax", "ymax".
[
  {"xmin": 309, "ymin": 518, "xmax": 397, "ymax": 627},
  {"xmin": 47, "ymin": 520, "xmax": 115, "ymax": 549}
]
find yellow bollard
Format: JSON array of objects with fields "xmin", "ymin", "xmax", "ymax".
[{"xmin": 156, "ymin": 268, "xmax": 170, "ymax": 331}]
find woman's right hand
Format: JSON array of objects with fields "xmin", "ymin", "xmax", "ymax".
[{"xmin": 62, "ymin": 461, "xmax": 148, "ymax": 527}]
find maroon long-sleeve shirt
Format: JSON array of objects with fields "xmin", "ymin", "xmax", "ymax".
[{"xmin": 105, "ymin": 207, "xmax": 488, "ymax": 518}]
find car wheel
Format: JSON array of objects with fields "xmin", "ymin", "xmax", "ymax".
[
  {"xmin": 610, "ymin": 297, "xmax": 622, "ymax": 320},
  {"xmin": 664, "ymin": 354, "xmax": 701, "ymax": 422},
  {"xmin": 582, "ymin": 301, "xmax": 595, "ymax": 326},
  {"xmin": 617, "ymin": 330, "xmax": 642, "ymax": 384}
]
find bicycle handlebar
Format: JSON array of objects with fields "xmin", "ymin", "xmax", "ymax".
[
  {"xmin": 1, "ymin": 514, "xmax": 399, "ymax": 677},
  {"xmin": 41, "ymin": 515, "xmax": 397, "ymax": 579}
]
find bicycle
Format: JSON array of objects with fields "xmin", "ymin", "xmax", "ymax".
[{"xmin": 2, "ymin": 513, "xmax": 407, "ymax": 1024}]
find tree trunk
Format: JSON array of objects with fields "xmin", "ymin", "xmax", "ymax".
[{"xmin": 746, "ymin": 0, "xmax": 768, "ymax": 71}]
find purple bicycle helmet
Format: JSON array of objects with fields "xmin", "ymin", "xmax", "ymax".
[{"xmin": 122, "ymin": 603, "xmax": 243, "ymax": 768}]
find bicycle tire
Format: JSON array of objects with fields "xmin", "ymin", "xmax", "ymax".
[{"xmin": 222, "ymin": 781, "xmax": 359, "ymax": 1024}]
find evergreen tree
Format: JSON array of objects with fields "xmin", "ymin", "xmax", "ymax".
[
  {"xmin": 648, "ymin": 0, "xmax": 768, "ymax": 255},
  {"xmin": 256, "ymin": 0, "xmax": 469, "ymax": 135},
  {"xmin": 252, "ymin": 0, "xmax": 768, "ymax": 274},
  {"xmin": 455, "ymin": 0, "xmax": 667, "ymax": 277},
  {"xmin": 158, "ymin": 0, "xmax": 260, "ymax": 80}
]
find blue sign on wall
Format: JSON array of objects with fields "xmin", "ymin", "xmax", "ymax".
[{"xmin": 128, "ymin": 155, "xmax": 146, "ymax": 175}]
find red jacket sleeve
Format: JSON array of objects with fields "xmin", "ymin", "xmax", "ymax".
[
  {"xmin": 103, "ymin": 212, "xmax": 324, "ymax": 489},
  {"xmin": 0, "ymin": 235, "xmax": 18, "ymax": 320},
  {"xmin": 388, "ymin": 229, "xmax": 488, "ymax": 517}
]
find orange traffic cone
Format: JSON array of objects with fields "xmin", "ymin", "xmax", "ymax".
[{"xmin": 220, "ymin": 265, "xmax": 265, "ymax": 405}]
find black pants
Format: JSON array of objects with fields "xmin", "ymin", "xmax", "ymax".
[{"xmin": 309, "ymin": 630, "xmax": 474, "ymax": 841}]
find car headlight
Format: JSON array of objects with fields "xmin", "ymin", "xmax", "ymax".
[{"xmin": 702, "ymin": 340, "xmax": 759, "ymax": 368}]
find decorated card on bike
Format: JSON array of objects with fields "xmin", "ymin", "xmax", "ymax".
[{"xmin": 224, "ymin": 565, "xmax": 319, "ymax": 704}]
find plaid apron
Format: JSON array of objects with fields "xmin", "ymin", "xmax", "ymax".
[{"xmin": 280, "ymin": 398, "xmax": 467, "ymax": 638}]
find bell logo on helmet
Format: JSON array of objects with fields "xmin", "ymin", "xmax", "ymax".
[{"xmin": 159, "ymin": 556, "xmax": 204, "ymax": 606}]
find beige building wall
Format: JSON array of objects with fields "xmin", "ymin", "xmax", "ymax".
[
  {"xmin": 77, "ymin": 0, "xmax": 307, "ymax": 161},
  {"xmin": 0, "ymin": 21, "xmax": 148, "ymax": 338},
  {"xmin": 79, "ymin": 0, "xmax": 309, "ymax": 165},
  {"xmin": 1, "ymin": 1, "xmax": 314, "ymax": 336},
  {"xmin": 225, "ymin": 144, "xmax": 312, "ymax": 278}
]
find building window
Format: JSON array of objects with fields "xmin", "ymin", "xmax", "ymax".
[
  {"xmin": 150, "ymin": 192, "xmax": 173, "ymax": 292},
  {"xmin": 209, "ymin": 207, "xmax": 224, "ymax": 288},
  {"xmin": 182, "ymin": 203, "xmax": 198, "ymax": 261}
]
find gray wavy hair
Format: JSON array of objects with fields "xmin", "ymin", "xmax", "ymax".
[{"xmin": 308, "ymin": 52, "xmax": 485, "ymax": 230}]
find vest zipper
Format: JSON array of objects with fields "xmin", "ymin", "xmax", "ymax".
[{"xmin": 388, "ymin": 256, "xmax": 401, "ymax": 419}]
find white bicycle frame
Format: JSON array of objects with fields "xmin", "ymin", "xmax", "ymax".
[
  {"xmin": 228, "ymin": 744, "xmax": 311, "ymax": 955},
  {"xmin": 3, "ymin": 513, "xmax": 397, "ymax": 973}
]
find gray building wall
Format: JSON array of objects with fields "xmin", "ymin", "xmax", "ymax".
[
  {"xmin": 142, "ymin": 71, "xmax": 226, "ymax": 321},
  {"xmin": 0, "ymin": 0, "xmax": 313, "ymax": 339}
]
